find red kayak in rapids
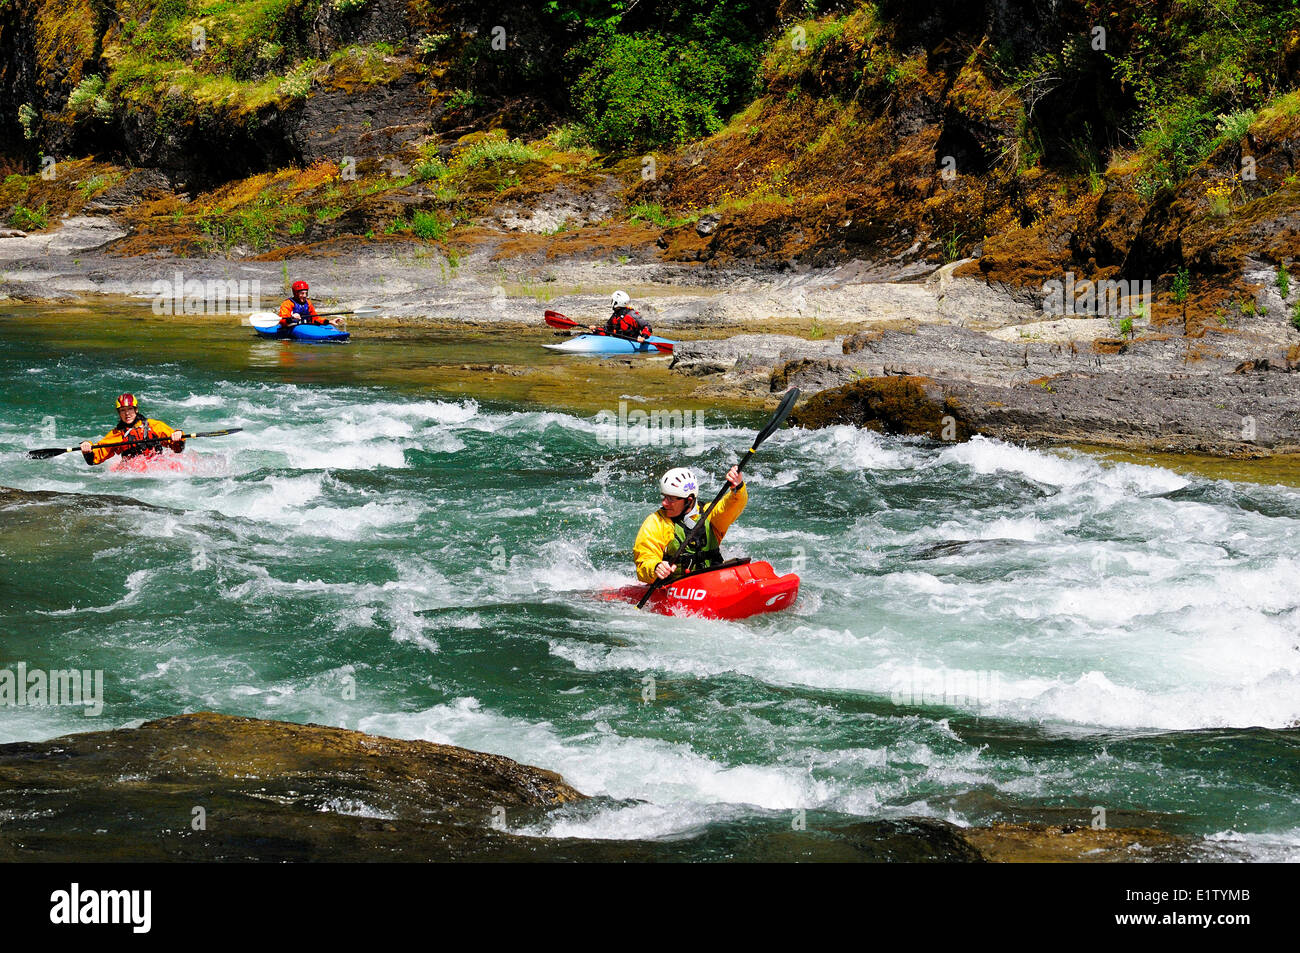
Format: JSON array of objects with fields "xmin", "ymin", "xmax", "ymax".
[{"xmin": 599, "ymin": 559, "xmax": 799, "ymax": 620}]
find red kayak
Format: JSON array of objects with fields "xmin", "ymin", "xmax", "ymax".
[
  {"xmin": 599, "ymin": 559, "xmax": 799, "ymax": 620},
  {"xmin": 108, "ymin": 452, "xmax": 191, "ymax": 474}
]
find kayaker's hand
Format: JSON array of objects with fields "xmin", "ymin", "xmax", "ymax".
[
  {"xmin": 171, "ymin": 430, "xmax": 184, "ymax": 443},
  {"xmin": 80, "ymin": 441, "xmax": 92, "ymax": 453},
  {"xmin": 654, "ymin": 561, "xmax": 676, "ymax": 580},
  {"xmin": 725, "ymin": 465, "xmax": 743, "ymax": 489},
  {"xmin": 589, "ymin": 325, "xmax": 599, "ymax": 333}
]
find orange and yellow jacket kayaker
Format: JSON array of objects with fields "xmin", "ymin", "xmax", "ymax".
[
  {"xmin": 633, "ymin": 466, "xmax": 747, "ymax": 583},
  {"xmin": 278, "ymin": 279, "xmax": 324, "ymax": 327},
  {"xmin": 81, "ymin": 394, "xmax": 185, "ymax": 466}
]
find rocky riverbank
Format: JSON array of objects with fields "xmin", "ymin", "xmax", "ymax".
[
  {"xmin": 4, "ymin": 214, "xmax": 1299, "ymax": 458},
  {"xmin": 0, "ymin": 712, "xmax": 1197, "ymax": 862}
]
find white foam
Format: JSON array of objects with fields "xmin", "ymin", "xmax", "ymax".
[
  {"xmin": 362, "ymin": 698, "xmax": 832, "ymax": 818},
  {"xmin": 936, "ymin": 436, "xmax": 1188, "ymax": 495}
]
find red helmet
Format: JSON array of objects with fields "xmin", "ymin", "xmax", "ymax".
[
  {"xmin": 291, "ymin": 281, "xmax": 309, "ymax": 293},
  {"xmin": 115, "ymin": 393, "xmax": 138, "ymax": 410}
]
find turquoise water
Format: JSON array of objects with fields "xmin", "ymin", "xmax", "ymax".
[{"xmin": 2, "ymin": 309, "xmax": 1298, "ymax": 860}]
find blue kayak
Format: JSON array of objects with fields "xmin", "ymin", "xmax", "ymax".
[
  {"xmin": 544, "ymin": 333, "xmax": 674, "ymax": 354},
  {"xmin": 254, "ymin": 322, "xmax": 350, "ymax": 343}
]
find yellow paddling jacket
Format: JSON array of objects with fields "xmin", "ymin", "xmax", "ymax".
[{"xmin": 633, "ymin": 484, "xmax": 748, "ymax": 583}]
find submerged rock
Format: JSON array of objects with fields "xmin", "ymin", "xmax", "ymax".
[
  {"xmin": 963, "ymin": 823, "xmax": 1190, "ymax": 863},
  {"xmin": 0, "ymin": 713, "xmax": 1195, "ymax": 862}
]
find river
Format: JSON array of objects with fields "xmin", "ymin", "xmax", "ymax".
[{"xmin": 2, "ymin": 305, "xmax": 1297, "ymax": 860}]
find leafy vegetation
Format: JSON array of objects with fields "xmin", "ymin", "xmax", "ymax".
[
  {"xmin": 411, "ymin": 210, "xmax": 448, "ymax": 240},
  {"xmin": 455, "ymin": 133, "xmax": 540, "ymax": 168},
  {"xmin": 10, "ymin": 203, "xmax": 50, "ymax": 230},
  {"xmin": 566, "ymin": 1, "xmax": 770, "ymax": 150},
  {"xmin": 1100, "ymin": 0, "xmax": 1300, "ymax": 193},
  {"xmin": 1172, "ymin": 268, "xmax": 1191, "ymax": 304}
]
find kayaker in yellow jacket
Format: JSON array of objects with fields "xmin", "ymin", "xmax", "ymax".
[
  {"xmin": 80, "ymin": 393, "xmax": 185, "ymax": 466},
  {"xmin": 634, "ymin": 466, "xmax": 747, "ymax": 583}
]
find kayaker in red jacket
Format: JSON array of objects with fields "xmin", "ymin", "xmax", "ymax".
[
  {"xmin": 278, "ymin": 280, "xmax": 326, "ymax": 328},
  {"xmin": 633, "ymin": 465, "xmax": 746, "ymax": 583},
  {"xmin": 80, "ymin": 393, "xmax": 185, "ymax": 466},
  {"xmin": 590, "ymin": 290, "xmax": 652, "ymax": 342}
]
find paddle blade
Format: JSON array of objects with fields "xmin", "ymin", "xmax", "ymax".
[
  {"xmin": 26, "ymin": 447, "xmax": 70, "ymax": 460},
  {"xmin": 752, "ymin": 388, "xmax": 799, "ymax": 451},
  {"xmin": 649, "ymin": 341, "xmax": 674, "ymax": 354},
  {"xmin": 191, "ymin": 428, "xmax": 243, "ymax": 439},
  {"xmin": 544, "ymin": 310, "xmax": 580, "ymax": 329},
  {"xmin": 347, "ymin": 306, "xmax": 380, "ymax": 316},
  {"xmin": 249, "ymin": 312, "xmax": 281, "ymax": 330}
]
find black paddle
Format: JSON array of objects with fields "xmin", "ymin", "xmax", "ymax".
[
  {"xmin": 26, "ymin": 428, "xmax": 243, "ymax": 460},
  {"xmin": 637, "ymin": 388, "xmax": 800, "ymax": 609}
]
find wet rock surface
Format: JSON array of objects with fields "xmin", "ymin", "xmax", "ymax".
[
  {"xmin": 0, "ymin": 713, "xmax": 1196, "ymax": 862},
  {"xmin": 680, "ymin": 324, "xmax": 1300, "ymax": 455}
]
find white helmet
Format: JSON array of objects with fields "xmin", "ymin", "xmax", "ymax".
[
  {"xmin": 611, "ymin": 290, "xmax": 630, "ymax": 307},
  {"xmin": 658, "ymin": 467, "xmax": 698, "ymax": 499}
]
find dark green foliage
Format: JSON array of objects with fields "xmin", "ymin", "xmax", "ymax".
[
  {"xmin": 572, "ymin": 31, "xmax": 734, "ymax": 149},
  {"xmin": 442, "ymin": 0, "xmax": 775, "ymax": 150},
  {"xmin": 567, "ymin": 1, "xmax": 773, "ymax": 150}
]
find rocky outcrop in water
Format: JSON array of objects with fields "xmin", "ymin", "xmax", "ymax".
[{"xmin": 0, "ymin": 713, "xmax": 1196, "ymax": 862}]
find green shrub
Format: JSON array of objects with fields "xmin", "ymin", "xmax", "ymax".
[
  {"xmin": 1291, "ymin": 300, "xmax": 1300, "ymax": 331},
  {"xmin": 411, "ymin": 210, "xmax": 448, "ymax": 240},
  {"xmin": 628, "ymin": 203, "xmax": 670, "ymax": 227},
  {"xmin": 1278, "ymin": 261, "xmax": 1290, "ymax": 299},
  {"xmin": 10, "ymin": 203, "xmax": 50, "ymax": 230},
  {"xmin": 67, "ymin": 75, "xmax": 105, "ymax": 113},
  {"xmin": 457, "ymin": 133, "xmax": 538, "ymax": 168},
  {"xmin": 17, "ymin": 103, "xmax": 37, "ymax": 140},
  {"xmin": 1215, "ymin": 109, "xmax": 1257, "ymax": 145},
  {"xmin": 1138, "ymin": 98, "xmax": 1217, "ymax": 190},
  {"xmin": 77, "ymin": 174, "xmax": 109, "ymax": 198},
  {"xmin": 1172, "ymin": 267, "xmax": 1191, "ymax": 303},
  {"xmin": 279, "ymin": 62, "xmax": 317, "ymax": 100},
  {"xmin": 573, "ymin": 31, "xmax": 740, "ymax": 150},
  {"xmin": 444, "ymin": 88, "xmax": 481, "ymax": 112},
  {"xmin": 413, "ymin": 157, "xmax": 450, "ymax": 182},
  {"xmin": 549, "ymin": 123, "xmax": 592, "ymax": 150},
  {"xmin": 417, "ymin": 34, "xmax": 449, "ymax": 56}
]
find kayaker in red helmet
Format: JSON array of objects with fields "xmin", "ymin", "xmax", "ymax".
[
  {"xmin": 278, "ymin": 280, "xmax": 326, "ymax": 328},
  {"xmin": 80, "ymin": 394, "xmax": 185, "ymax": 466},
  {"xmin": 590, "ymin": 290, "xmax": 652, "ymax": 343},
  {"xmin": 633, "ymin": 465, "xmax": 747, "ymax": 583}
]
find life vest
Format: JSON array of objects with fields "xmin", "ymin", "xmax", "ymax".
[
  {"xmin": 279, "ymin": 298, "xmax": 319, "ymax": 324},
  {"xmin": 115, "ymin": 418, "xmax": 166, "ymax": 458},
  {"xmin": 607, "ymin": 307, "xmax": 646, "ymax": 337},
  {"xmin": 666, "ymin": 510, "xmax": 722, "ymax": 575}
]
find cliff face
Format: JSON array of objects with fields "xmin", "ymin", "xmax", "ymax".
[{"xmin": 2, "ymin": 0, "xmax": 1300, "ymax": 333}]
